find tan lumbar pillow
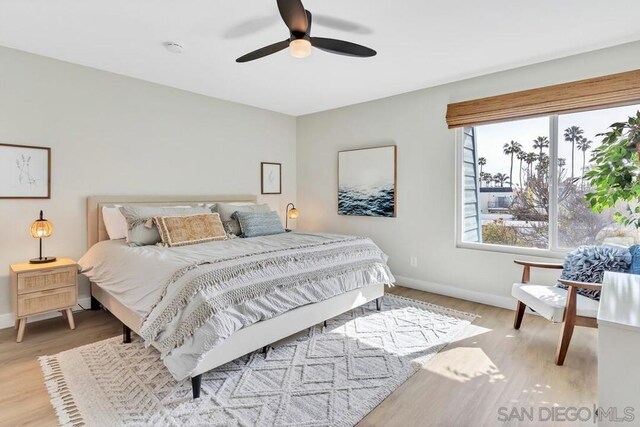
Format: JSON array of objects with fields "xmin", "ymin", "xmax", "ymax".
[{"xmin": 154, "ymin": 213, "xmax": 227, "ymax": 247}]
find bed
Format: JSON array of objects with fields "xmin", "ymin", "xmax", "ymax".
[{"xmin": 82, "ymin": 195, "xmax": 393, "ymax": 399}]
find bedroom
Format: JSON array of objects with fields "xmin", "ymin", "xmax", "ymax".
[{"xmin": 1, "ymin": 0, "xmax": 640, "ymax": 426}]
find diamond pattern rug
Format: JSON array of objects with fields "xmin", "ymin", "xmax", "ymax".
[{"xmin": 40, "ymin": 294, "xmax": 476, "ymax": 426}]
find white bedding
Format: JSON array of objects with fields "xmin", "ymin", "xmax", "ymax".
[{"xmin": 79, "ymin": 232, "xmax": 394, "ymax": 379}]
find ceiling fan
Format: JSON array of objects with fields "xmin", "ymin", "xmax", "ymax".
[{"xmin": 236, "ymin": 0, "xmax": 376, "ymax": 63}]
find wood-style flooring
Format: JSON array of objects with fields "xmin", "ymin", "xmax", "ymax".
[{"xmin": 0, "ymin": 286, "xmax": 597, "ymax": 427}]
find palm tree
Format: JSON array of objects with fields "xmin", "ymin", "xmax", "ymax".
[
  {"xmin": 482, "ymin": 172, "xmax": 494, "ymax": 187},
  {"xmin": 532, "ymin": 136, "xmax": 549, "ymax": 157},
  {"xmin": 576, "ymin": 137, "xmax": 593, "ymax": 179},
  {"xmin": 558, "ymin": 158, "xmax": 566, "ymax": 178},
  {"xmin": 536, "ymin": 152, "xmax": 549, "ymax": 180},
  {"xmin": 503, "ymin": 140, "xmax": 522, "ymax": 188},
  {"xmin": 524, "ymin": 152, "xmax": 537, "ymax": 181},
  {"xmin": 564, "ymin": 126, "xmax": 584, "ymax": 180},
  {"xmin": 493, "ymin": 173, "xmax": 508, "ymax": 187},
  {"xmin": 478, "ymin": 157, "xmax": 486, "ymax": 175},
  {"xmin": 516, "ymin": 150, "xmax": 526, "ymax": 188}
]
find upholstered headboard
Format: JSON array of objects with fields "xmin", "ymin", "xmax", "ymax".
[{"xmin": 86, "ymin": 195, "xmax": 257, "ymax": 249}]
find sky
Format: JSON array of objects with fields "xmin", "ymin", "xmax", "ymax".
[{"xmin": 476, "ymin": 103, "xmax": 640, "ymax": 184}]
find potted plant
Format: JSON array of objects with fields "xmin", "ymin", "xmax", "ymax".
[{"xmin": 585, "ymin": 111, "xmax": 640, "ymax": 227}]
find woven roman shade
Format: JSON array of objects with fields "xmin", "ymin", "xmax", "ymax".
[{"xmin": 446, "ymin": 69, "xmax": 640, "ymax": 129}]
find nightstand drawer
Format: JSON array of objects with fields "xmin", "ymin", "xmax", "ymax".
[
  {"xmin": 17, "ymin": 266, "xmax": 76, "ymax": 295},
  {"xmin": 17, "ymin": 286, "xmax": 76, "ymax": 317}
]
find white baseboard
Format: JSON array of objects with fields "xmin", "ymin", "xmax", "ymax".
[
  {"xmin": 394, "ymin": 275, "xmax": 516, "ymax": 311},
  {"xmin": 0, "ymin": 296, "xmax": 92, "ymax": 330}
]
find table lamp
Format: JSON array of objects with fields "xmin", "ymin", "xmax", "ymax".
[
  {"xmin": 29, "ymin": 210, "xmax": 56, "ymax": 264},
  {"xmin": 285, "ymin": 203, "xmax": 299, "ymax": 231}
]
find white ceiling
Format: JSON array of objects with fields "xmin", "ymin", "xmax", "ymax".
[{"xmin": 1, "ymin": 0, "xmax": 640, "ymax": 116}]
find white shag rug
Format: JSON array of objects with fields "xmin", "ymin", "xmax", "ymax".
[{"xmin": 40, "ymin": 295, "xmax": 476, "ymax": 427}]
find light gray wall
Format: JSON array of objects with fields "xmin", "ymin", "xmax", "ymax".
[
  {"xmin": 296, "ymin": 41, "xmax": 640, "ymax": 306},
  {"xmin": 0, "ymin": 46, "xmax": 296, "ymax": 322}
]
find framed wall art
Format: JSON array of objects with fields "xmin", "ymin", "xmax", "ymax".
[
  {"xmin": 0, "ymin": 143, "xmax": 51, "ymax": 199},
  {"xmin": 338, "ymin": 145, "xmax": 396, "ymax": 217},
  {"xmin": 261, "ymin": 162, "xmax": 282, "ymax": 195}
]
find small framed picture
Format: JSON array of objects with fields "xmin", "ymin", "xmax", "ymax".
[
  {"xmin": 0, "ymin": 143, "xmax": 51, "ymax": 199},
  {"xmin": 261, "ymin": 162, "xmax": 282, "ymax": 195}
]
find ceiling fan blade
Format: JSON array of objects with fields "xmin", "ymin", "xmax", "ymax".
[
  {"xmin": 236, "ymin": 40, "xmax": 290, "ymax": 63},
  {"xmin": 310, "ymin": 37, "xmax": 376, "ymax": 57},
  {"xmin": 306, "ymin": 10, "xmax": 312, "ymax": 34},
  {"xmin": 277, "ymin": 0, "xmax": 308, "ymax": 33}
]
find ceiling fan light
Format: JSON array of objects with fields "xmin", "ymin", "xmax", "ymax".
[{"xmin": 289, "ymin": 39, "xmax": 311, "ymax": 59}]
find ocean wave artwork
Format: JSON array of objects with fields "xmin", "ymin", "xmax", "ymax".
[
  {"xmin": 339, "ymin": 184, "xmax": 395, "ymax": 217},
  {"xmin": 338, "ymin": 146, "xmax": 396, "ymax": 217}
]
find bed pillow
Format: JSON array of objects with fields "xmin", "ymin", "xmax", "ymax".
[
  {"xmin": 557, "ymin": 245, "xmax": 632, "ymax": 300},
  {"xmin": 213, "ymin": 203, "xmax": 271, "ymax": 236},
  {"xmin": 119, "ymin": 206, "xmax": 209, "ymax": 246},
  {"xmin": 155, "ymin": 213, "xmax": 227, "ymax": 247},
  {"xmin": 102, "ymin": 205, "xmax": 127, "ymax": 240},
  {"xmin": 233, "ymin": 211, "xmax": 285, "ymax": 238}
]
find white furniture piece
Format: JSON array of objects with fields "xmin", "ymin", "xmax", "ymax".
[
  {"xmin": 10, "ymin": 258, "xmax": 77, "ymax": 342},
  {"xmin": 511, "ymin": 260, "xmax": 600, "ymax": 365},
  {"xmin": 597, "ymin": 271, "xmax": 640, "ymax": 426},
  {"xmin": 86, "ymin": 195, "xmax": 386, "ymax": 399}
]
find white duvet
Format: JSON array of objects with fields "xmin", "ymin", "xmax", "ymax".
[{"xmin": 79, "ymin": 232, "xmax": 394, "ymax": 379}]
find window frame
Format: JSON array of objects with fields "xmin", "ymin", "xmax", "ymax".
[{"xmin": 454, "ymin": 113, "xmax": 570, "ymax": 259}]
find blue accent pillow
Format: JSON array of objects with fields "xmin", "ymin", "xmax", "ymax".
[
  {"xmin": 557, "ymin": 245, "xmax": 631, "ymax": 301},
  {"xmin": 628, "ymin": 245, "xmax": 640, "ymax": 275},
  {"xmin": 232, "ymin": 211, "xmax": 285, "ymax": 238}
]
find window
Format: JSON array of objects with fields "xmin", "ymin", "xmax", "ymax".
[{"xmin": 459, "ymin": 103, "xmax": 640, "ymax": 253}]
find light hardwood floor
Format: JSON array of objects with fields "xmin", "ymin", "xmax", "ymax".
[{"xmin": 0, "ymin": 286, "xmax": 597, "ymax": 427}]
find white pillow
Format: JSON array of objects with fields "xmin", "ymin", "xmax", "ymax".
[
  {"xmin": 102, "ymin": 204, "xmax": 196, "ymax": 240},
  {"xmin": 102, "ymin": 205, "xmax": 127, "ymax": 240}
]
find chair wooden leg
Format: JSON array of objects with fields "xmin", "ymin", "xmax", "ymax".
[
  {"xmin": 513, "ymin": 301, "xmax": 526, "ymax": 330},
  {"xmin": 556, "ymin": 286, "xmax": 577, "ymax": 366}
]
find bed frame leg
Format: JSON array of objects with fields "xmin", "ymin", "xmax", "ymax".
[
  {"xmin": 123, "ymin": 324, "xmax": 131, "ymax": 344},
  {"xmin": 323, "ymin": 320, "xmax": 327, "ymax": 328},
  {"xmin": 192, "ymin": 375, "xmax": 202, "ymax": 399},
  {"xmin": 376, "ymin": 297, "xmax": 383, "ymax": 311},
  {"xmin": 90, "ymin": 296, "xmax": 101, "ymax": 311}
]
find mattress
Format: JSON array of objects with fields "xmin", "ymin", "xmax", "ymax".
[{"xmin": 79, "ymin": 231, "xmax": 394, "ymax": 379}]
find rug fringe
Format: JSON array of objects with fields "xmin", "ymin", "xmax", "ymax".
[{"xmin": 39, "ymin": 355, "xmax": 85, "ymax": 427}]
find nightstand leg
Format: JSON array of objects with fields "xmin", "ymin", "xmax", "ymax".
[
  {"xmin": 14, "ymin": 319, "xmax": 19, "ymax": 330},
  {"xmin": 65, "ymin": 308, "xmax": 75, "ymax": 330},
  {"xmin": 17, "ymin": 319, "xmax": 26, "ymax": 343}
]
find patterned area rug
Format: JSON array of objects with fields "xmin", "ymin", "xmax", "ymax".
[{"xmin": 40, "ymin": 294, "xmax": 476, "ymax": 426}]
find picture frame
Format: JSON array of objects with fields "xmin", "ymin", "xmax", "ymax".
[
  {"xmin": 338, "ymin": 145, "xmax": 397, "ymax": 217},
  {"xmin": 261, "ymin": 162, "xmax": 282, "ymax": 195},
  {"xmin": 0, "ymin": 143, "xmax": 51, "ymax": 199}
]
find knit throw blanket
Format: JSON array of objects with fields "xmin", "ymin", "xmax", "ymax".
[{"xmin": 139, "ymin": 234, "xmax": 394, "ymax": 376}]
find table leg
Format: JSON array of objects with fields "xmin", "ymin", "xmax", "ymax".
[
  {"xmin": 17, "ymin": 318, "xmax": 26, "ymax": 343},
  {"xmin": 65, "ymin": 308, "xmax": 75, "ymax": 330}
]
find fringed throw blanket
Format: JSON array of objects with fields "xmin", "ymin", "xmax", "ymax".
[{"xmin": 139, "ymin": 233, "xmax": 395, "ymax": 380}]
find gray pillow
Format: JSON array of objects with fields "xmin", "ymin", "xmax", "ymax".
[
  {"xmin": 232, "ymin": 211, "xmax": 285, "ymax": 238},
  {"xmin": 212, "ymin": 203, "xmax": 270, "ymax": 236},
  {"xmin": 119, "ymin": 206, "xmax": 209, "ymax": 246},
  {"xmin": 557, "ymin": 245, "xmax": 631, "ymax": 300}
]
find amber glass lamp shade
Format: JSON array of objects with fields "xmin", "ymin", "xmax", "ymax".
[
  {"xmin": 29, "ymin": 210, "xmax": 56, "ymax": 264},
  {"xmin": 285, "ymin": 203, "xmax": 299, "ymax": 231}
]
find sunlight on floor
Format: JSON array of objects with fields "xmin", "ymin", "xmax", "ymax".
[{"xmin": 424, "ymin": 346, "xmax": 507, "ymax": 384}]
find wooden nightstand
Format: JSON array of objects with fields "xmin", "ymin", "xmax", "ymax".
[{"xmin": 10, "ymin": 258, "xmax": 78, "ymax": 343}]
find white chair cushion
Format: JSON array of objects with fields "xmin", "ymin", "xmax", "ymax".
[{"xmin": 512, "ymin": 283, "xmax": 600, "ymax": 323}]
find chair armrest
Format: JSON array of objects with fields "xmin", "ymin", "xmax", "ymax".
[
  {"xmin": 557, "ymin": 279, "xmax": 603, "ymax": 291},
  {"xmin": 514, "ymin": 260, "xmax": 564, "ymax": 269},
  {"xmin": 515, "ymin": 260, "xmax": 564, "ymax": 284}
]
